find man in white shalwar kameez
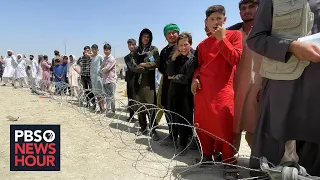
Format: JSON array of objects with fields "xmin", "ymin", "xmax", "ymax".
[
  {"xmin": 1, "ymin": 50, "xmax": 16, "ymax": 86},
  {"xmin": 14, "ymin": 54, "xmax": 28, "ymax": 88},
  {"xmin": 29, "ymin": 55, "xmax": 39, "ymax": 90}
]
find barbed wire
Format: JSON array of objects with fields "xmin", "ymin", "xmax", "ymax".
[{"xmin": 4, "ymin": 78, "xmax": 320, "ymax": 180}]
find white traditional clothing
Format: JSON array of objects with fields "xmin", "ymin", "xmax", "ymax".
[
  {"xmin": 14, "ymin": 55, "xmax": 28, "ymax": 87},
  {"xmin": 2, "ymin": 51, "xmax": 16, "ymax": 84},
  {"xmin": 37, "ymin": 59, "xmax": 43, "ymax": 81},
  {"xmin": 68, "ymin": 55, "xmax": 80, "ymax": 96},
  {"xmin": 30, "ymin": 59, "xmax": 39, "ymax": 89}
]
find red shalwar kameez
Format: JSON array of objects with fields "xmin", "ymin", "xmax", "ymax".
[{"xmin": 193, "ymin": 30, "xmax": 242, "ymax": 163}]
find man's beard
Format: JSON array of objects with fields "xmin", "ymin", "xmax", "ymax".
[{"xmin": 8, "ymin": 54, "xmax": 12, "ymax": 56}]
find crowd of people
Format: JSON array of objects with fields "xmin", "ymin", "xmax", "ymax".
[
  {"xmin": 1, "ymin": 0, "xmax": 320, "ymax": 179},
  {"xmin": 0, "ymin": 43, "xmax": 118, "ymax": 114},
  {"xmin": 124, "ymin": 0, "xmax": 320, "ymax": 178}
]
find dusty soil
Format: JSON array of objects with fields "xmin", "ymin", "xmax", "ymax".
[{"xmin": 0, "ymin": 80, "xmax": 252, "ymax": 180}]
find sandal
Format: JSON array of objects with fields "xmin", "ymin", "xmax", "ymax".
[
  {"xmin": 193, "ymin": 154, "xmax": 214, "ymax": 166},
  {"xmin": 223, "ymin": 165, "xmax": 239, "ymax": 180}
]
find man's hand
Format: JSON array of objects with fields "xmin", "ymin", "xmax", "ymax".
[
  {"xmin": 139, "ymin": 63, "xmax": 147, "ymax": 67},
  {"xmin": 84, "ymin": 52, "xmax": 92, "ymax": 57},
  {"xmin": 172, "ymin": 50, "xmax": 181, "ymax": 61},
  {"xmin": 191, "ymin": 78, "xmax": 201, "ymax": 95},
  {"xmin": 101, "ymin": 67, "xmax": 108, "ymax": 73},
  {"xmin": 168, "ymin": 76, "xmax": 174, "ymax": 79},
  {"xmin": 290, "ymin": 41, "xmax": 320, "ymax": 62},
  {"xmin": 211, "ymin": 25, "xmax": 226, "ymax": 41},
  {"xmin": 256, "ymin": 89, "xmax": 261, "ymax": 102}
]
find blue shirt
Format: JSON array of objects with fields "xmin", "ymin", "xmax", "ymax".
[{"xmin": 53, "ymin": 64, "xmax": 65, "ymax": 82}]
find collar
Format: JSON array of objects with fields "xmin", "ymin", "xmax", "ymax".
[{"xmin": 186, "ymin": 51, "xmax": 194, "ymax": 59}]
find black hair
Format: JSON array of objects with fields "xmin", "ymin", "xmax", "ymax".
[
  {"xmin": 206, "ymin": 5, "xmax": 226, "ymax": 18},
  {"xmin": 54, "ymin": 50, "xmax": 59, "ymax": 56},
  {"xmin": 43, "ymin": 55, "xmax": 48, "ymax": 60},
  {"xmin": 239, "ymin": 0, "xmax": 259, "ymax": 9},
  {"xmin": 54, "ymin": 59, "xmax": 60, "ymax": 63},
  {"xmin": 127, "ymin": 39, "xmax": 136, "ymax": 44},
  {"xmin": 177, "ymin": 32, "xmax": 193, "ymax": 45},
  {"xmin": 103, "ymin": 43, "xmax": 111, "ymax": 50},
  {"xmin": 91, "ymin": 44, "xmax": 98, "ymax": 49},
  {"xmin": 63, "ymin": 56, "xmax": 68, "ymax": 59},
  {"xmin": 84, "ymin": 46, "xmax": 90, "ymax": 50}
]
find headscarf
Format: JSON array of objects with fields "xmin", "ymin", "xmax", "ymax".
[
  {"xmin": 17, "ymin": 54, "xmax": 22, "ymax": 60},
  {"xmin": 7, "ymin": 50, "xmax": 13, "ymax": 57},
  {"xmin": 163, "ymin": 23, "xmax": 180, "ymax": 36},
  {"xmin": 70, "ymin": 55, "xmax": 76, "ymax": 64},
  {"xmin": 38, "ymin": 55, "xmax": 43, "ymax": 64}
]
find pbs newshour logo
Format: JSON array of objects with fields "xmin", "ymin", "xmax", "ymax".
[{"xmin": 10, "ymin": 125, "xmax": 60, "ymax": 171}]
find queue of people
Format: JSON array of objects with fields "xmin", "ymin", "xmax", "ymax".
[
  {"xmin": 123, "ymin": 0, "xmax": 320, "ymax": 178},
  {"xmin": 2, "ymin": 0, "xmax": 320, "ymax": 179}
]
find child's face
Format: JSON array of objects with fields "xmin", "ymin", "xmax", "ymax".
[
  {"xmin": 141, "ymin": 33, "xmax": 150, "ymax": 45},
  {"xmin": 63, "ymin": 58, "xmax": 68, "ymax": 63},
  {"xmin": 205, "ymin": 12, "xmax": 226, "ymax": 33},
  {"xmin": 104, "ymin": 49, "xmax": 111, "ymax": 56},
  {"xmin": 127, "ymin": 43, "xmax": 136, "ymax": 52},
  {"xmin": 84, "ymin": 48, "xmax": 91, "ymax": 56},
  {"xmin": 91, "ymin": 48, "xmax": 98, "ymax": 54},
  {"xmin": 55, "ymin": 61, "xmax": 60, "ymax": 65},
  {"xmin": 178, "ymin": 38, "xmax": 191, "ymax": 56}
]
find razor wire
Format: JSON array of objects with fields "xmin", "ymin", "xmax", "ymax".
[{"xmin": 4, "ymin": 78, "xmax": 320, "ymax": 180}]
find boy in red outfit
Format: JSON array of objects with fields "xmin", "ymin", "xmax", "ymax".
[{"xmin": 192, "ymin": 5, "xmax": 242, "ymax": 179}]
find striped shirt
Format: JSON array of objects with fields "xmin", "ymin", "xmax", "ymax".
[{"xmin": 77, "ymin": 56, "xmax": 91, "ymax": 77}]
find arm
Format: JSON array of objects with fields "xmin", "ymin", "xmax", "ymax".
[
  {"xmin": 217, "ymin": 31, "xmax": 242, "ymax": 66},
  {"xmin": 171, "ymin": 55, "xmax": 198, "ymax": 84},
  {"xmin": 158, "ymin": 49, "xmax": 166, "ymax": 74},
  {"xmin": 43, "ymin": 61, "xmax": 51, "ymax": 69},
  {"xmin": 102, "ymin": 56, "xmax": 116, "ymax": 71},
  {"xmin": 166, "ymin": 54, "xmax": 178, "ymax": 77},
  {"xmin": 124, "ymin": 54, "xmax": 146, "ymax": 74},
  {"xmin": 76, "ymin": 58, "xmax": 81, "ymax": 65},
  {"xmin": 52, "ymin": 69, "xmax": 58, "ymax": 78},
  {"xmin": 144, "ymin": 47, "xmax": 160, "ymax": 69},
  {"xmin": 246, "ymin": 0, "xmax": 292, "ymax": 62}
]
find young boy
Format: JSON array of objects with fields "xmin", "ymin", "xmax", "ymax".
[
  {"xmin": 53, "ymin": 59, "xmax": 64, "ymax": 95},
  {"xmin": 101, "ymin": 43, "xmax": 117, "ymax": 115},
  {"xmin": 90, "ymin": 44, "xmax": 104, "ymax": 112},
  {"xmin": 191, "ymin": 5, "xmax": 242, "ymax": 179}
]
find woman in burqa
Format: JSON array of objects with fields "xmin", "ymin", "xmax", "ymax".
[
  {"xmin": 247, "ymin": 0, "xmax": 320, "ymax": 176},
  {"xmin": 128, "ymin": 28, "xmax": 161, "ymax": 141}
]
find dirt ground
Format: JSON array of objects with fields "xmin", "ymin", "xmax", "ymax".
[{"xmin": 0, "ymin": 80, "xmax": 252, "ymax": 180}]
